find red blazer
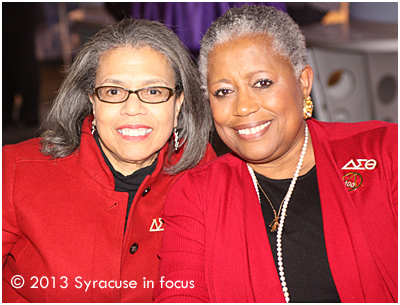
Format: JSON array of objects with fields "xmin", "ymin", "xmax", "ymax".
[
  {"xmin": 154, "ymin": 119, "xmax": 398, "ymax": 303},
  {"xmin": 2, "ymin": 116, "xmax": 216, "ymax": 302}
]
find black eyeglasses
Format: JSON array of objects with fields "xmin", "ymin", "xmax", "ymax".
[{"xmin": 93, "ymin": 85, "xmax": 178, "ymax": 104}]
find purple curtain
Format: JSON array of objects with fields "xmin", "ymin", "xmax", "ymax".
[{"xmin": 131, "ymin": 2, "xmax": 286, "ymax": 52}]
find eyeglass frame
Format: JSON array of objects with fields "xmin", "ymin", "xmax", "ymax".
[{"xmin": 92, "ymin": 84, "xmax": 182, "ymax": 104}]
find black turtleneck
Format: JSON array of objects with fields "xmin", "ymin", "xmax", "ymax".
[
  {"xmin": 254, "ymin": 166, "xmax": 341, "ymax": 303},
  {"xmin": 95, "ymin": 133, "xmax": 157, "ymax": 231}
]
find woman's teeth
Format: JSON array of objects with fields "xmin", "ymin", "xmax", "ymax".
[
  {"xmin": 118, "ymin": 128, "xmax": 152, "ymax": 137},
  {"xmin": 237, "ymin": 121, "xmax": 270, "ymax": 135}
]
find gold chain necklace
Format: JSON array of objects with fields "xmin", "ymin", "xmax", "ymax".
[{"xmin": 255, "ymin": 178, "xmax": 284, "ymax": 232}]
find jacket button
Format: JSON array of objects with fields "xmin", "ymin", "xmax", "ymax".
[
  {"xmin": 142, "ymin": 187, "xmax": 151, "ymax": 197},
  {"xmin": 130, "ymin": 243, "xmax": 139, "ymax": 254}
]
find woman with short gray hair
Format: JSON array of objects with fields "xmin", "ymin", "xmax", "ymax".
[
  {"xmin": 3, "ymin": 18, "xmax": 215, "ymax": 302},
  {"xmin": 198, "ymin": 4, "xmax": 308, "ymax": 89},
  {"xmin": 155, "ymin": 5, "xmax": 397, "ymax": 302}
]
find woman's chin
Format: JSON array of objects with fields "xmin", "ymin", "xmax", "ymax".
[{"xmin": 230, "ymin": 146, "xmax": 275, "ymax": 165}]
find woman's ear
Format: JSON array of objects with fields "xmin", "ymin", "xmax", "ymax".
[
  {"xmin": 89, "ymin": 94, "xmax": 96, "ymax": 116},
  {"xmin": 174, "ymin": 92, "xmax": 184, "ymax": 127},
  {"xmin": 300, "ymin": 65, "xmax": 314, "ymax": 97}
]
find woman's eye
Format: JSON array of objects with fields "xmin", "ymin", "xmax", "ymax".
[
  {"xmin": 213, "ymin": 88, "xmax": 233, "ymax": 97},
  {"xmin": 253, "ymin": 79, "xmax": 273, "ymax": 89},
  {"xmin": 148, "ymin": 88, "xmax": 161, "ymax": 95},
  {"xmin": 106, "ymin": 88, "xmax": 123, "ymax": 96}
]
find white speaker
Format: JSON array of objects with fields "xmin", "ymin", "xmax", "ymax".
[
  {"xmin": 303, "ymin": 20, "xmax": 397, "ymax": 123},
  {"xmin": 366, "ymin": 53, "xmax": 398, "ymax": 123},
  {"xmin": 308, "ymin": 48, "xmax": 374, "ymax": 122}
]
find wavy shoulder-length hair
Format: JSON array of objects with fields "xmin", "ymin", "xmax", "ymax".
[
  {"xmin": 40, "ymin": 18, "xmax": 213, "ymax": 175},
  {"xmin": 198, "ymin": 5, "xmax": 308, "ymax": 92}
]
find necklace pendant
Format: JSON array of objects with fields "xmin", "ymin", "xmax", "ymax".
[{"xmin": 269, "ymin": 217, "xmax": 280, "ymax": 232}]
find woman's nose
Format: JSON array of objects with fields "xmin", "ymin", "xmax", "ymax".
[
  {"xmin": 233, "ymin": 89, "xmax": 260, "ymax": 117},
  {"xmin": 121, "ymin": 93, "xmax": 146, "ymax": 116}
]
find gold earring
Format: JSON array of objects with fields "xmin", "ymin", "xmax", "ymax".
[{"xmin": 303, "ymin": 96, "xmax": 313, "ymax": 119}]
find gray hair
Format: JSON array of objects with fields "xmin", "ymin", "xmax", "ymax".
[
  {"xmin": 41, "ymin": 18, "xmax": 213, "ymax": 175},
  {"xmin": 198, "ymin": 5, "xmax": 308, "ymax": 91}
]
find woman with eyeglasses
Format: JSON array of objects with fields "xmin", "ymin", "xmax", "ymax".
[{"xmin": 2, "ymin": 18, "xmax": 215, "ymax": 302}]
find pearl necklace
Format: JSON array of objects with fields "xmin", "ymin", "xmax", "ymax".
[{"xmin": 247, "ymin": 123, "xmax": 309, "ymax": 303}]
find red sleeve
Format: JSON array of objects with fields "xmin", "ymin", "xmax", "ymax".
[
  {"xmin": 153, "ymin": 172, "xmax": 210, "ymax": 302},
  {"xmin": 2, "ymin": 146, "xmax": 30, "ymax": 302},
  {"xmin": 386, "ymin": 124, "xmax": 398, "ymax": 218},
  {"xmin": 2, "ymin": 145, "xmax": 22, "ymax": 268}
]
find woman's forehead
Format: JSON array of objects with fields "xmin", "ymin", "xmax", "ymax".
[{"xmin": 95, "ymin": 46, "xmax": 175, "ymax": 86}]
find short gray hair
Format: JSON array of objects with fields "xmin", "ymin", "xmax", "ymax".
[
  {"xmin": 41, "ymin": 18, "xmax": 212, "ymax": 174},
  {"xmin": 198, "ymin": 5, "xmax": 308, "ymax": 91}
]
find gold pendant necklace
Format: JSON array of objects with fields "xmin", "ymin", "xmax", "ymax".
[{"xmin": 255, "ymin": 178, "xmax": 284, "ymax": 233}]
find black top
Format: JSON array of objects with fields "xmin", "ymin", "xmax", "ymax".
[
  {"xmin": 95, "ymin": 133, "xmax": 157, "ymax": 231},
  {"xmin": 254, "ymin": 166, "xmax": 341, "ymax": 303}
]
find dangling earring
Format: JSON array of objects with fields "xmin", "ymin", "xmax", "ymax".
[
  {"xmin": 173, "ymin": 127, "xmax": 179, "ymax": 152},
  {"xmin": 303, "ymin": 96, "xmax": 314, "ymax": 119},
  {"xmin": 91, "ymin": 119, "xmax": 96, "ymax": 135}
]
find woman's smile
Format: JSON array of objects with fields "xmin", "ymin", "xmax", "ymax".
[
  {"xmin": 117, "ymin": 124, "xmax": 153, "ymax": 140},
  {"xmin": 233, "ymin": 120, "xmax": 271, "ymax": 139}
]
